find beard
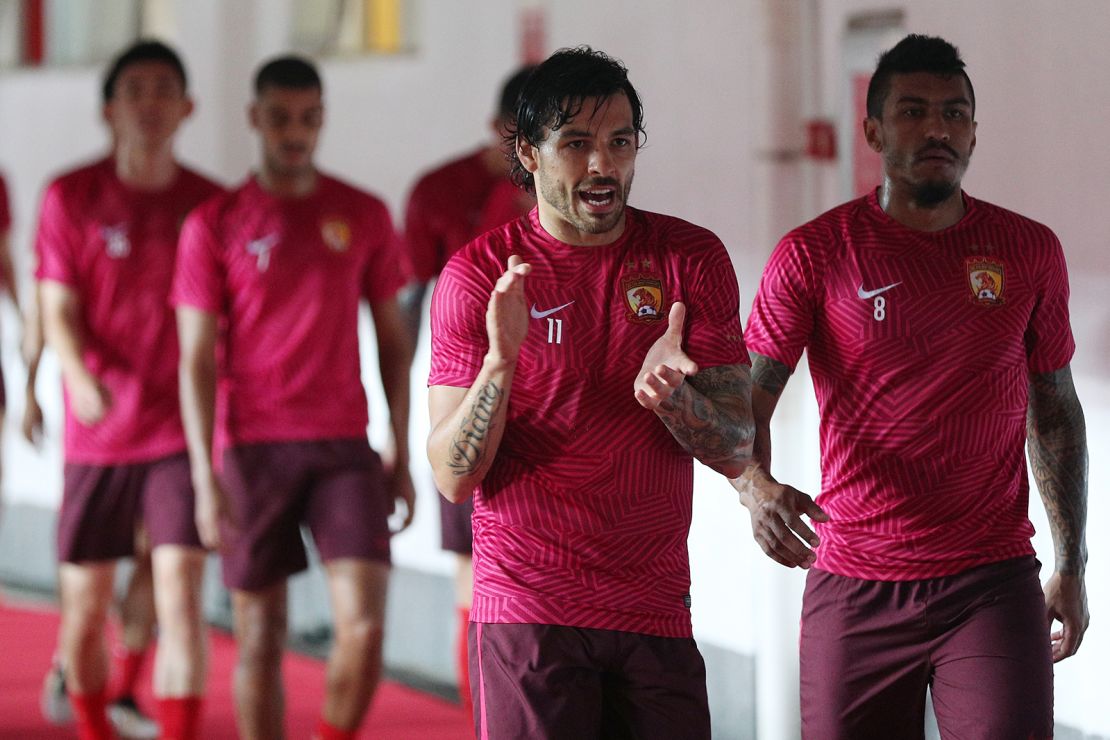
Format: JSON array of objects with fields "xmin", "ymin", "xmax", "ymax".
[
  {"xmin": 911, "ymin": 179, "xmax": 958, "ymax": 207},
  {"xmin": 537, "ymin": 173, "xmax": 634, "ymax": 236}
]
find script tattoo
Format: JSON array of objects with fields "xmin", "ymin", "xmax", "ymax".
[
  {"xmin": 655, "ymin": 363, "xmax": 755, "ymax": 474},
  {"xmin": 1026, "ymin": 367, "xmax": 1088, "ymax": 575},
  {"xmin": 447, "ymin": 381, "xmax": 503, "ymax": 476}
]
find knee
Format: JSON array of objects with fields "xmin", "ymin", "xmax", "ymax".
[
  {"xmin": 236, "ymin": 613, "xmax": 286, "ymax": 670},
  {"xmin": 335, "ymin": 614, "xmax": 384, "ymax": 654}
]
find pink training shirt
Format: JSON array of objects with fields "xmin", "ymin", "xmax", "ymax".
[
  {"xmin": 745, "ymin": 191, "xmax": 1075, "ymax": 581},
  {"xmin": 172, "ymin": 174, "xmax": 403, "ymax": 453},
  {"xmin": 34, "ymin": 157, "xmax": 222, "ymax": 465},
  {"xmin": 430, "ymin": 207, "xmax": 748, "ymax": 638}
]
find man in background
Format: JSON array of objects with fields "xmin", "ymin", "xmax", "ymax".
[
  {"xmin": 174, "ymin": 55, "xmax": 413, "ymax": 740},
  {"xmin": 36, "ymin": 40, "xmax": 220, "ymax": 740}
]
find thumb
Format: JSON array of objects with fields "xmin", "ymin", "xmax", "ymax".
[
  {"xmin": 666, "ymin": 301, "xmax": 687, "ymax": 339},
  {"xmin": 508, "ymin": 254, "xmax": 523, "ymax": 270}
]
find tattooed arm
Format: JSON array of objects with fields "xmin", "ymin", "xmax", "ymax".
[
  {"xmin": 1027, "ymin": 365, "xmax": 1089, "ymax": 661},
  {"xmin": 427, "ymin": 256, "xmax": 530, "ymax": 502},
  {"xmin": 729, "ymin": 351, "xmax": 828, "ymax": 568},
  {"xmin": 634, "ymin": 302, "xmax": 754, "ymax": 476}
]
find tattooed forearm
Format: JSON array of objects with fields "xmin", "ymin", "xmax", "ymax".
[
  {"xmin": 1026, "ymin": 367, "xmax": 1088, "ymax": 575},
  {"xmin": 655, "ymin": 363, "xmax": 755, "ymax": 476},
  {"xmin": 446, "ymin": 381, "xmax": 504, "ymax": 476},
  {"xmin": 749, "ymin": 353, "xmax": 793, "ymax": 470},
  {"xmin": 750, "ymin": 352, "xmax": 792, "ymax": 397}
]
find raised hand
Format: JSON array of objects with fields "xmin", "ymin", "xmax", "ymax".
[
  {"xmin": 486, "ymin": 254, "xmax": 532, "ymax": 365},
  {"xmin": 635, "ymin": 302, "xmax": 699, "ymax": 410}
]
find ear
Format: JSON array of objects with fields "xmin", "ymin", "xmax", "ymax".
[
  {"xmin": 183, "ymin": 96, "xmax": 195, "ymax": 120},
  {"xmin": 102, "ymin": 102, "xmax": 114, "ymax": 127},
  {"xmin": 248, "ymin": 101, "xmax": 260, "ymax": 130},
  {"xmin": 516, "ymin": 138, "xmax": 539, "ymax": 174},
  {"xmin": 863, "ymin": 116, "xmax": 882, "ymax": 153},
  {"xmin": 969, "ymin": 120, "xmax": 977, "ymax": 157}
]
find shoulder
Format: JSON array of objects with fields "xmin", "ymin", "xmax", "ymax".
[
  {"xmin": 630, "ymin": 208, "xmax": 728, "ymax": 255},
  {"xmin": 319, "ymin": 173, "xmax": 390, "ymax": 219},
  {"xmin": 177, "ymin": 164, "xmax": 225, "ymax": 200},
  {"xmin": 966, "ymin": 195, "xmax": 1061, "ymax": 247},
  {"xmin": 46, "ymin": 157, "xmax": 112, "ymax": 202},
  {"xmin": 410, "ymin": 150, "xmax": 483, "ymax": 195}
]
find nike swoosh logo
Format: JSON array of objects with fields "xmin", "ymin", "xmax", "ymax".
[
  {"xmin": 857, "ymin": 281, "xmax": 902, "ymax": 300},
  {"xmin": 530, "ymin": 301, "xmax": 575, "ymax": 319}
]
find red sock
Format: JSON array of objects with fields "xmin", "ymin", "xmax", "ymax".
[
  {"xmin": 158, "ymin": 696, "xmax": 203, "ymax": 740},
  {"xmin": 70, "ymin": 690, "xmax": 113, "ymax": 740},
  {"xmin": 109, "ymin": 648, "xmax": 146, "ymax": 701},
  {"xmin": 457, "ymin": 607, "xmax": 472, "ymax": 720},
  {"xmin": 313, "ymin": 718, "xmax": 356, "ymax": 740}
]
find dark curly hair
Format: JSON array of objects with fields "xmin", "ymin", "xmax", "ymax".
[
  {"xmin": 102, "ymin": 40, "xmax": 187, "ymax": 104},
  {"xmin": 507, "ymin": 46, "xmax": 645, "ymax": 192}
]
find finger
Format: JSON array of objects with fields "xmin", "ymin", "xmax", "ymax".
[
  {"xmin": 508, "ymin": 254, "xmax": 522, "ymax": 270},
  {"xmin": 797, "ymin": 492, "xmax": 830, "ymax": 522},
  {"xmin": 665, "ymin": 302, "xmax": 686, "ymax": 340},
  {"xmin": 753, "ymin": 532, "xmax": 799, "ymax": 568},
  {"xmin": 761, "ymin": 516, "xmax": 816, "ymax": 566},
  {"xmin": 784, "ymin": 512, "xmax": 820, "ymax": 548},
  {"xmin": 507, "ymin": 254, "xmax": 531, "ymax": 276},
  {"xmin": 641, "ymin": 370, "xmax": 680, "ymax": 397},
  {"xmin": 653, "ymin": 364, "xmax": 689, "ymax": 385}
]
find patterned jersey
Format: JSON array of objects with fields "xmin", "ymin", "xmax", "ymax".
[
  {"xmin": 34, "ymin": 158, "xmax": 221, "ymax": 464},
  {"xmin": 429, "ymin": 207, "xmax": 748, "ymax": 638},
  {"xmin": 745, "ymin": 190, "xmax": 1075, "ymax": 580},
  {"xmin": 403, "ymin": 148, "xmax": 507, "ymax": 282},
  {"xmin": 172, "ymin": 174, "xmax": 404, "ymax": 452}
]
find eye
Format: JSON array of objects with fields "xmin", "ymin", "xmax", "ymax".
[
  {"xmin": 613, "ymin": 137, "xmax": 632, "ymax": 148},
  {"xmin": 945, "ymin": 109, "xmax": 967, "ymax": 120},
  {"xmin": 566, "ymin": 140, "xmax": 586, "ymax": 150},
  {"xmin": 901, "ymin": 107, "xmax": 924, "ymax": 118}
]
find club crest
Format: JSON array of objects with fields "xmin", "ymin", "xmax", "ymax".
[
  {"xmin": 622, "ymin": 275, "xmax": 664, "ymax": 322},
  {"xmin": 321, "ymin": 218, "xmax": 351, "ymax": 252},
  {"xmin": 966, "ymin": 256, "xmax": 1004, "ymax": 306}
]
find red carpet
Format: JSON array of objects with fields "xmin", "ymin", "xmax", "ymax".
[{"xmin": 0, "ymin": 600, "xmax": 471, "ymax": 739}]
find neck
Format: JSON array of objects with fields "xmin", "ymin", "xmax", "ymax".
[
  {"xmin": 257, "ymin": 166, "xmax": 318, "ymax": 197},
  {"xmin": 877, "ymin": 179, "xmax": 966, "ymax": 232},
  {"xmin": 536, "ymin": 202, "xmax": 627, "ymax": 247},
  {"xmin": 113, "ymin": 141, "xmax": 178, "ymax": 190}
]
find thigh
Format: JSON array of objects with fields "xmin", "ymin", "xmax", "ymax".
[
  {"xmin": 304, "ymin": 439, "xmax": 391, "ymax": 566},
  {"xmin": 602, "ymin": 633, "xmax": 709, "ymax": 740},
  {"xmin": 439, "ymin": 495, "xmax": 474, "ymax": 554},
  {"xmin": 470, "ymin": 622, "xmax": 604, "ymax": 740},
  {"xmin": 141, "ymin": 452, "xmax": 203, "ymax": 550},
  {"xmin": 219, "ymin": 444, "xmax": 308, "ymax": 591},
  {"xmin": 800, "ymin": 569, "xmax": 929, "ymax": 740},
  {"xmin": 57, "ymin": 463, "xmax": 142, "ymax": 563},
  {"xmin": 930, "ymin": 558, "xmax": 1053, "ymax": 740}
]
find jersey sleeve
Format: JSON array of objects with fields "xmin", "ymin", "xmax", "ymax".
[
  {"xmin": 34, "ymin": 182, "xmax": 81, "ymax": 286},
  {"xmin": 428, "ymin": 251, "xmax": 493, "ymax": 388},
  {"xmin": 360, "ymin": 200, "xmax": 406, "ymax": 303},
  {"xmin": 402, "ymin": 178, "xmax": 444, "ymax": 284},
  {"xmin": 171, "ymin": 207, "xmax": 225, "ymax": 313},
  {"xmin": 744, "ymin": 231, "xmax": 820, "ymax": 370},
  {"xmin": 1024, "ymin": 232, "xmax": 1075, "ymax": 374},
  {"xmin": 684, "ymin": 235, "xmax": 748, "ymax": 368}
]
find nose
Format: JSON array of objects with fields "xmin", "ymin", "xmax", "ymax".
[
  {"xmin": 924, "ymin": 110, "xmax": 950, "ymax": 142},
  {"xmin": 588, "ymin": 145, "xmax": 616, "ymax": 176}
]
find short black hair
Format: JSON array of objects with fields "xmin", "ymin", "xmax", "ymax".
[
  {"xmin": 254, "ymin": 55, "xmax": 322, "ymax": 96},
  {"xmin": 102, "ymin": 40, "xmax": 187, "ymax": 104},
  {"xmin": 866, "ymin": 34, "xmax": 975, "ymax": 118},
  {"xmin": 508, "ymin": 46, "xmax": 645, "ymax": 192},
  {"xmin": 496, "ymin": 65, "xmax": 536, "ymax": 120}
]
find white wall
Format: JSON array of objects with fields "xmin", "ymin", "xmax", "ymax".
[{"xmin": 1, "ymin": 1, "xmax": 1108, "ymax": 736}]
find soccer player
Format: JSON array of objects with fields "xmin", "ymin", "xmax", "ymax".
[
  {"xmin": 400, "ymin": 64, "xmax": 534, "ymax": 717},
  {"xmin": 173, "ymin": 56, "xmax": 414, "ymax": 740},
  {"xmin": 427, "ymin": 47, "xmax": 754, "ymax": 738},
  {"xmin": 35, "ymin": 40, "xmax": 220, "ymax": 740},
  {"xmin": 735, "ymin": 34, "xmax": 1088, "ymax": 739}
]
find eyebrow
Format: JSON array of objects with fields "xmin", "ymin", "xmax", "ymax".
[
  {"xmin": 895, "ymin": 95, "xmax": 972, "ymax": 107},
  {"xmin": 556, "ymin": 126, "xmax": 637, "ymax": 138}
]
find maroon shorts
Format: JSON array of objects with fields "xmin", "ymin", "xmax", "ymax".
[
  {"xmin": 439, "ymin": 495, "xmax": 473, "ymax": 554},
  {"xmin": 57, "ymin": 452, "xmax": 201, "ymax": 563},
  {"xmin": 470, "ymin": 622, "xmax": 710, "ymax": 740},
  {"xmin": 799, "ymin": 556, "xmax": 1053, "ymax": 740},
  {"xmin": 218, "ymin": 438, "xmax": 391, "ymax": 592}
]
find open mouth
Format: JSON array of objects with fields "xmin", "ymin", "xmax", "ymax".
[{"xmin": 578, "ymin": 186, "xmax": 617, "ymax": 210}]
